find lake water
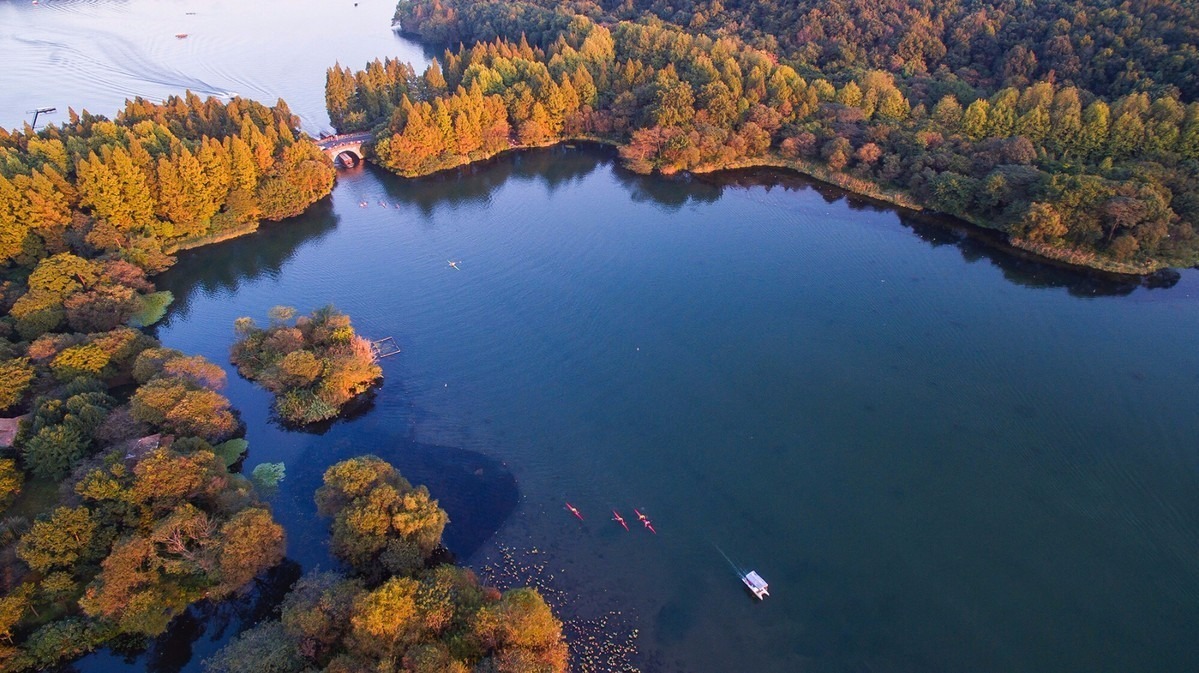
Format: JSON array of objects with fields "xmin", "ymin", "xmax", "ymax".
[{"xmin": 4, "ymin": 2, "xmax": 1199, "ymax": 673}]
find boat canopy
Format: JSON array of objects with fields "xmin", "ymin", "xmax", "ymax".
[{"xmin": 745, "ymin": 571, "xmax": 768, "ymax": 591}]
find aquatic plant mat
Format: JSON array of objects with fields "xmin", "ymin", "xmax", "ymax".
[{"xmin": 474, "ymin": 540, "xmax": 643, "ymax": 673}]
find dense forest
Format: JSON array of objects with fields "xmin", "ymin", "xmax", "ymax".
[
  {"xmin": 0, "ymin": 325, "xmax": 286, "ymax": 669},
  {"xmin": 397, "ymin": 0, "xmax": 1199, "ymax": 103},
  {"xmin": 0, "ymin": 93, "xmax": 336, "ymax": 275},
  {"xmin": 205, "ymin": 456, "xmax": 568, "ymax": 673},
  {"xmin": 321, "ymin": 0, "xmax": 1199, "ymax": 272},
  {"xmin": 231, "ymin": 306, "xmax": 383, "ymax": 426},
  {"xmin": 0, "ymin": 94, "xmax": 338, "ymax": 669}
]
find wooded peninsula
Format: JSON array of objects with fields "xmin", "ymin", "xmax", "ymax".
[{"xmin": 325, "ymin": 0, "xmax": 1199, "ymax": 273}]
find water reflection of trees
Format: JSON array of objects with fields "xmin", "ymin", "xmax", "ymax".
[
  {"xmin": 688, "ymin": 164, "xmax": 1182, "ymax": 297},
  {"xmin": 377, "ymin": 143, "xmax": 609, "ymax": 215},
  {"xmin": 897, "ymin": 213, "xmax": 1181, "ymax": 297},
  {"xmin": 159, "ymin": 145, "xmax": 1183, "ymax": 329},
  {"xmin": 155, "ymin": 199, "xmax": 341, "ymax": 320},
  {"xmin": 71, "ymin": 561, "xmax": 302, "ymax": 673}
]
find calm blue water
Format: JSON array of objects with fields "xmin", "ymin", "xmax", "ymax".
[
  {"xmin": 5, "ymin": 3, "xmax": 1199, "ymax": 672},
  {"xmin": 149, "ymin": 151, "xmax": 1199, "ymax": 673}
]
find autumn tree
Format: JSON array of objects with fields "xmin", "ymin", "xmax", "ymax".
[{"xmin": 315, "ymin": 456, "xmax": 449, "ymax": 577}]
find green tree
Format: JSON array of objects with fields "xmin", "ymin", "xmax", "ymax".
[
  {"xmin": 875, "ymin": 88, "xmax": 910, "ymax": 121},
  {"xmin": 932, "ymin": 95, "xmax": 963, "ymax": 129},
  {"xmin": 962, "ymin": 99, "xmax": 990, "ymax": 140},
  {"xmin": 649, "ymin": 69, "xmax": 696, "ymax": 128},
  {"xmin": 1079, "ymin": 101, "xmax": 1111, "ymax": 159},
  {"xmin": 22, "ymin": 424, "xmax": 88, "ymax": 480},
  {"xmin": 17, "ymin": 506, "xmax": 98, "ymax": 573},
  {"xmin": 0, "ymin": 585, "xmax": 33, "ymax": 645},
  {"xmin": 836, "ymin": 81, "xmax": 863, "ymax": 108}
]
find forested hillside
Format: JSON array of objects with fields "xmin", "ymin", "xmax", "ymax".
[
  {"xmin": 328, "ymin": 1, "xmax": 1199, "ymax": 271},
  {"xmin": 396, "ymin": 0, "xmax": 1199, "ymax": 103}
]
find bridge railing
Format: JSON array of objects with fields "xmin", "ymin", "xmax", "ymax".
[{"xmin": 314, "ymin": 132, "xmax": 373, "ymax": 149}]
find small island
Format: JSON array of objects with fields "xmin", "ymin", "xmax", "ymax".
[{"xmin": 231, "ymin": 306, "xmax": 383, "ymax": 425}]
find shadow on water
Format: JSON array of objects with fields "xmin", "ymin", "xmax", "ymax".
[
  {"xmin": 154, "ymin": 197, "xmax": 341, "ymax": 321},
  {"xmin": 375, "ymin": 142, "xmax": 613, "ymax": 215},
  {"xmin": 63, "ymin": 561, "xmax": 303, "ymax": 673},
  {"xmin": 376, "ymin": 143, "xmax": 1184, "ymax": 297},
  {"xmin": 68, "ymin": 431, "xmax": 518, "ymax": 673},
  {"xmin": 273, "ymin": 429, "xmax": 520, "ymax": 572},
  {"xmin": 690, "ymin": 164, "xmax": 1182, "ymax": 297},
  {"xmin": 899, "ymin": 212, "xmax": 1181, "ymax": 297},
  {"xmin": 160, "ymin": 145, "xmax": 1180, "ymax": 307}
]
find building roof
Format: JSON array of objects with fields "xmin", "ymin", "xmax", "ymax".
[{"xmin": 0, "ymin": 417, "xmax": 24, "ymax": 449}]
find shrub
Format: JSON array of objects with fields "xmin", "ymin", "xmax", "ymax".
[
  {"xmin": 0, "ymin": 358, "xmax": 35, "ymax": 412},
  {"xmin": 22, "ymin": 425, "xmax": 87, "ymax": 480},
  {"xmin": 251, "ymin": 462, "xmax": 286, "ymax": 491},
  {"xmin": 0, "ymin": 459, "xmax": 22, "ymax": 512},
  {"xmin": 51, "ymin": 344, "xmax": 110, "ymax": 381},
  {"xmin": 278, "ymin": 350, "xmax": 322, "ymax": 387}
]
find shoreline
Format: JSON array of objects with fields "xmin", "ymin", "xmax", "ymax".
[{"xmin": 360, "ymin": 136, "xmax": 1170, "ymax": 279}]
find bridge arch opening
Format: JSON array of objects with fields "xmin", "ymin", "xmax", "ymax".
[{"xmin": 335, "ymin": 149, "xmax": 362, "ymax": 168}]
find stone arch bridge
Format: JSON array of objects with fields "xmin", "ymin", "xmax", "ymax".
[{"xmin": 314, "ymin": 132, "xmax": 373, "ymax": 168}]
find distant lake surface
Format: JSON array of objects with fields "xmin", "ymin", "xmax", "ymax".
[{"xmin": 4, "ymin": 2, "xmax": 1199, "ymax": 673}]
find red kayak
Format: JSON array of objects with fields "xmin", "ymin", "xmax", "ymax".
[
  {"xmin": 612, "ymin": 510, "xmax": 629, "ymax": 531},
  {"xmin": 565, "ymin": 502, "xmax": 584, "ymax": 521},
  {"xmin": 634, "ymin": 508, "xmax": 657, "ymax": 533}
]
